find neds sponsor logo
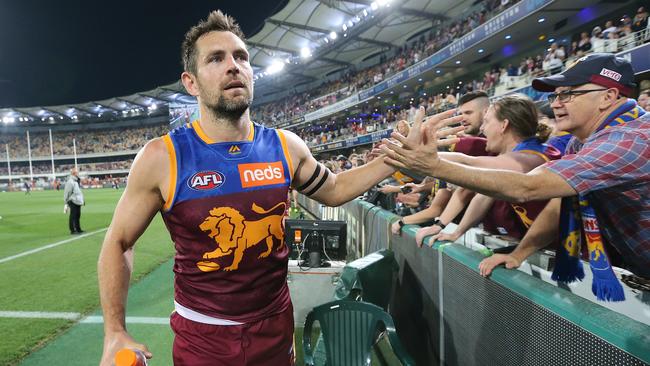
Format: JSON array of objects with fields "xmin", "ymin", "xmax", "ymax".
[{"xmin": 238, "ymin": 162, "xmax": 285, "ymax": 188}]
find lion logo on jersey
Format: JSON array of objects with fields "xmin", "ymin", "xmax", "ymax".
[{"xmin": 196, "ymin": 202, "xmax": 286, "ymax": 272}]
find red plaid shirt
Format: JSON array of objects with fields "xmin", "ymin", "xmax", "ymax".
[{"xmin": 543, "ymin": 113, "xmax": 650, "ymax": 278}]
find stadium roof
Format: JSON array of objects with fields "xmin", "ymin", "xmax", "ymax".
[
  {"xmin": 1, "ymin": 0, "xmax": 638, "ymax": 126},
  {"xmin": 247, "ymin": 0, "xmax": 477, "ymax": 92},
  {"xmin": 0, "ymin": 0, "xmax": 475, "ymax": 125}
]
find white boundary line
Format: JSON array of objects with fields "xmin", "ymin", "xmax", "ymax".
[
  {"xmin": 0, "ymin": 311, "xmax": 81, "ymax": 320},
  {"xmin": 0, "ymin": 311, "xmax": 169, "ymax": 325},
  {"xmin": 0, "ymin": 227, "xmax": 108, "ymax": 264},
  {"xmin": 82, "ymin": 316, "xmax": 169, "ymax": 325}
]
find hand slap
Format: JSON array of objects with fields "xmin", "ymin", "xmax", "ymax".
[{"xmin": 381, "ymin": 108, "xmax": 465, "ymax": 175}]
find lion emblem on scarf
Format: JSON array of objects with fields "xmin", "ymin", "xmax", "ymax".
[{"xmin": 196, "ymin": 202, "xmax": 286, "ymax": 272}]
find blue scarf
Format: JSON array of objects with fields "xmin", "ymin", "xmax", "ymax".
[{"xmin": 553, "ymin": 99, "xmax": 645, "ymax": 302}]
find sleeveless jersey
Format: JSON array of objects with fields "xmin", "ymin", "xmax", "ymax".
[
  {"xmin": 161, "ymin": 120, "xmax": 294, "ymax": 323},
  {"xmin": 483, "ymin": 138, "xmax": 561, "ymax": 239}
]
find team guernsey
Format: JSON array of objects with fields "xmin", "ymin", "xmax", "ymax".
[
  {"xmin": 482, "ymin": 138, "xmax": 561, "ymax": 239},
  {"xmin": 161, "ymin": 120, "xmax": 294, "ymax": 324}
]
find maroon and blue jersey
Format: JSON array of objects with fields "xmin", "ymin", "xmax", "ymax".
[
  {"xmin": 161, "ymin": 120, "xmax": 294, "ymax": 322},
  {"xmin": 483, "ymin": 138, "xmax": 561, "ymax": 239}
]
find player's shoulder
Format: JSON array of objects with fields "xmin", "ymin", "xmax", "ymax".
[
  {"xmin": 132, "ymin": 137, "xmax": 171, "ymax": 172},
  {"xmin": 141, "ymin": 137, "xmax": 168, "ymax": 157}
]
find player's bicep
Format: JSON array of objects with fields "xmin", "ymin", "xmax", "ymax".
[
  {"xmin": 293, "ymin": 154, "xmax": 335, "ymax": 199},
  {"xmin": 282, "ymin": 129, "xmax": 336, "ymax": 199}
]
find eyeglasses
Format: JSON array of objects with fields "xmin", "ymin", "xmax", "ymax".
[{"xmin": 547, "ymin": 88, "xmax": 608, "ymax": 104}]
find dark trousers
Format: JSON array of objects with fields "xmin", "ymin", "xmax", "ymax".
[{"xmin": 68, "ymin": 202, "xmax": 82, "ymax": 233}]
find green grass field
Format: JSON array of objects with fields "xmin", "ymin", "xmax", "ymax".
[
  {"xmin": 0, "ymin": 189, "xmax": 175, "ymax": 365},
  {"xmin": 0, "ymin": 189, "xmax": 389, "ymax": 365}
]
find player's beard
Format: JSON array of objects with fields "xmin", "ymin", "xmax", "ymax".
[
  {"xmin": 199, "ymin": 81, "xmax": 254, "ymax": 123},
  {"xmin": 211, "ymin": 93, "xmax": 252, "ymax": 121}
]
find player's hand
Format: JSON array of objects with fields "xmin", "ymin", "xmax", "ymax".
[
  {"xmin": 478, "ymin": 254, "xmax": 521, "ymax": 277},
  {"xmin": 100, "ymin": 330, "xmax": 152, "ymax": 366},
  {"xmin": 414, "ymin": 224, "xmax": 443, "ymax": 248},
  {"xmin": 381, "ymin": 108, "xmax": 464, "ymax": 176}
]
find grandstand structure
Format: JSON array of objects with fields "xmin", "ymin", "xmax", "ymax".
[{"xmin": 1, "ymin": 0, "xmax": 648, "ymax": 191}]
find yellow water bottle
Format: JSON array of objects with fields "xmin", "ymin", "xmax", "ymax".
[{"xmin": 114, "ymin": 348, "xmax": 147, "ymax": 366}]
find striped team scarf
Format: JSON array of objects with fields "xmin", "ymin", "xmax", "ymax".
[{"xmin": 553, "ymin": 99, "xmax": 646, "ymax": 302}]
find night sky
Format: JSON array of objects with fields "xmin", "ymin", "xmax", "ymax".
[{"xmin": 0, "ymin": 0, "xmax": 286, "ymax": 108}]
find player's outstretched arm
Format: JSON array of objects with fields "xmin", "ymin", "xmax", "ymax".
[
  {"xmin": 98, "ymin": 138, "xmax": 168, "ymax": 365},
  {"xmin": 282, "ymin": 107, "xmax": 463, "ymax": 207},
  {"xmin": 281, "ymin": 128, "xmax": 394, "ymax": 207}
]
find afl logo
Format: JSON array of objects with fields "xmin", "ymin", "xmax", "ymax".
[{"xmin": 188, "ymin": 171, "xmax": 225, "ymax": 190}]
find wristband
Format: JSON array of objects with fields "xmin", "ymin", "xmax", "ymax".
[{"xmin": 433, "ymin": 217, "xmax": 446, "ymax": 229}]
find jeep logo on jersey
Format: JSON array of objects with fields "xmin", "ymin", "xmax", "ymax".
[
  {"xmin": 238, "ymin": 162, "xmax": 285, "ymax": 188},
  {"xmin": 188, "ymin": 171, "xmax": 225, "ymax": 190}
]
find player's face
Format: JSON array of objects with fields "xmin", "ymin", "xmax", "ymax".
[
  {"xmin": 458, "ymin": 99, "xmax": 485, "ymax": 136},
  {"xmin": 480, "ymin": 106, "xmax": 503, "ymax": 154},
  {"xmin": 193, "ymin": 31, "xmax": 254, "ymax": 115}
]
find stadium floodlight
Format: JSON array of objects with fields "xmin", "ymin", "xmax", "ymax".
[
  {"xmin": 378, "ymin": 0, "xmax": 390, "ymax": 6},
  {"xmin": 370, "ymin": 2, "xmax": 378, "ymax": 11},
  {"xmin": 342, "ymin": 24, "xmax": 347, "ymax": 31},
  {"xmin": 266, "ymin": 59, "xmax": 285, "ymax": 75},
  {"xmin": 301, "ymin": 47, "xmax": 312, "ymax": 58},
  {"xmin": 363, "ymin": 9, "xmax": 368, "ymax": 17},
  {"xmin": 329, "ymin": 31, "xmax": 337, "ymax": 40}
]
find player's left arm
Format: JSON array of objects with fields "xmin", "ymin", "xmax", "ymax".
[{"xmin": 281, "ymin": 129, "xmax": 395, "ymax": 207}]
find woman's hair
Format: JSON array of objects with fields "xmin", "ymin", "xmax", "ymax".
[{"xmin": 492, "ymin": 94, "xmax": 551, "ymax": 142}]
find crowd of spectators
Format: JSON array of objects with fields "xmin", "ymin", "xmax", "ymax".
[
  {"xmin": 1, "ymin": 124, "xmax": 168, "ymax": 159},
  {"xmin": 0, "ymin": 160, "xmax": 133, "ymax": 176},
  {"xmin": 251, "ymin": 0, "xmax": 522, "ymax": 125},
  {"xmin": 288, "ymin": 5, "xmax": 650, "ymax": 148}
]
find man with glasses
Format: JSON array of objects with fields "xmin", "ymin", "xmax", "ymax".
[{"xmin": 381, "ymin": 53, "xmax": 649, "ymax": 301}]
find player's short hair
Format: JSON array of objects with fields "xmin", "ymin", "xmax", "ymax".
[
  {"xmin": 457, "ymin": 91, "xmax": 489, "ymax": 107},
  {"xmin": 182, "ymin": 10, "xmax": 246, "ymax": 74}
]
